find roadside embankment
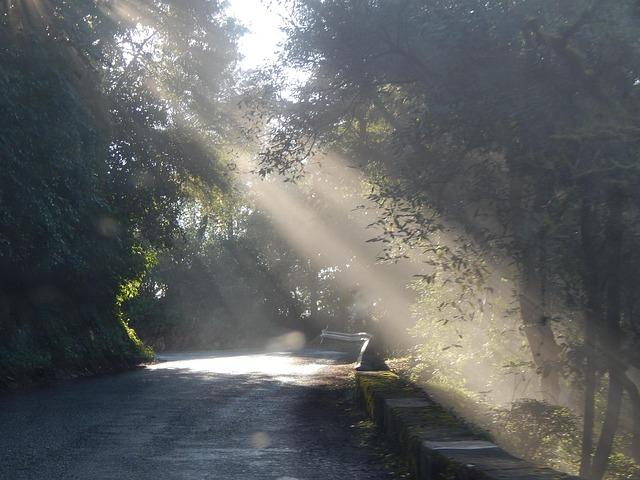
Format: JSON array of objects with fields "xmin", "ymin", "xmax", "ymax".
[
  {"xmin": 0, "ymin": 320, "xmax": 153, "ymax": 391},
  {"xmin": 356, "ymin": 371, "xmax": 580, "ymax": 480}
]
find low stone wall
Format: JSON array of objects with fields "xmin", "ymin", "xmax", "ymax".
[{"xmin": 356, "ymin": 371, "xmax": 580, "ymax": 480}]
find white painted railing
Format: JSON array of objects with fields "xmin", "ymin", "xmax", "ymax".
[
  {"xmin": 320, "ymin": 329, "xmax": 373, "ymax": 368},
  {"xmin": 320, "ymin": 329, "xmax": 372, "ymax": 343}
]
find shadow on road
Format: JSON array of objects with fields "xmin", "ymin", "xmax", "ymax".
[{"xmin": 0, "ymin": 347, "xmax": 400, "ymax": 480}]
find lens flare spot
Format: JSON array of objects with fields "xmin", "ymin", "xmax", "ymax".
[{"xmin": 249, "ymin": 431, "xmax": 271, "ymax": 449}]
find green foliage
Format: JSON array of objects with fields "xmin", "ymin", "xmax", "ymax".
[
  {"xmin": 607, "ymin": 454, "xmax": 640, "ymax": 480},
  {"xmin": 255, "ymin": 1, "xmax": 640, "ymax": 479},
  {"xmin": 125, "ymin": 194, "xmax": 308, "ymax": 350},
  {"xmin": 499, "ymin": 399, "xmax": 581, "ymax": 469},
  {"xmin": 0, "ymin": 0, "xmax": 239, "ymax": 384}
]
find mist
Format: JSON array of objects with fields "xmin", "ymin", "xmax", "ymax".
[{"xmin": 3, "ymin": 1, "xmax": 640, "ymax": 480}]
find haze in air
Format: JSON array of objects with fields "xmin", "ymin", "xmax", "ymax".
[{"xmin": 1, "ymin": 2, "xmax": 640, "ymax": 480}]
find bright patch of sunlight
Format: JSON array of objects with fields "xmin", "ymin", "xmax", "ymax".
[
  {"xmin": 226, "ymin": 0, "xmax": 310, "ymax": 92},
  {"xmin": 148, "ymin": 353, "xmax": 325, "ymax": 381},
  {"xmin": 226, "ymin": 0, "xmax": 287, "ymax": 70}
]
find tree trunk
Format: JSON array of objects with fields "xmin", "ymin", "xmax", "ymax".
[
  {"xmin": 579, "ymin": 194, "xmax": 601, "ymax": 478},
  {"xmin": 508, "ymin": 171, "xmax": 562, "ymax": 403},
  {"xmin": 308, "ymin": 260, "xmax": 319, "ymax": 325},
  {"xmin": 580, "ymin": 345, "xmax": 597, "ymax": 478},
  {"xmin": 619, "ymin": 373, "xmax": 640, "ymax": 463},
  {"xmin": 591, "ymin": 372, "xmax": 624, "ymax": 480},
  {"xmin": 518, "ymin": 266, "xmax": 562, "ymax": 403},
  {"xmin": 591, "ymin": 189, "xmax": 626, "ymax": 480}
]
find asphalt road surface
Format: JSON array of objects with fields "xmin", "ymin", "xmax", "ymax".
[{"xmin": 0, "ymin": 349, "xmax": 400, "ymax": 479}]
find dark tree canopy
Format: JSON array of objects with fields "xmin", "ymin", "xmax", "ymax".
[{"xmin": 0, "ymin": 0, "xmax": 241, "ymax": 381}]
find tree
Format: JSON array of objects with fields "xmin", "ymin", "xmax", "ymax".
[
  {"xmin": 255, "ymin": 1, "xmax": 640, "ymax": 478},
  {"xmin": 0, "ymin": 0, "xmax": 241, "ymax": 382}
]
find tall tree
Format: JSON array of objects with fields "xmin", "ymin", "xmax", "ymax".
[{"xmin": 254, "ymin": 1, "xmax": 640, "ymax": 478}]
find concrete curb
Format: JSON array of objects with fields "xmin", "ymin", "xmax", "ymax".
[{"xmin": 356, "ymin": 371, "xmax": 580, "ymax": 480}]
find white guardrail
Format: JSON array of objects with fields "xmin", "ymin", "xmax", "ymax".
[
  {"xmin": 320, "ymin": 329, "xmax": 373, "ymax": 367},
  {"xmin": 320, "ymin": 329, "xmax": 372, "ymax": 343}
]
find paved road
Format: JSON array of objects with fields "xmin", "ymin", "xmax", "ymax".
[{"xmin": 0, "ymin": 349, "xmax": 399, "ymax": 479}]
